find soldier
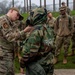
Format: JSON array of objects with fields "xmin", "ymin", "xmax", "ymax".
[
  {"xmin": 47, "ymin": 11, "xmax": 56, "ymax": 40},
  {"xmin": 0, "ymin": 7, "xmax": 33, "ymax": 75},
  {"xmin": 61, "ymin": 2, "xmax": 71, "ymax": 15},
  {"xmin": 54, "ymin": 6, "xmax": 73, "ymax": 64},
  {"xmin": 68, "ymin": 16, "xmax": 75, "ymax": 56},
  {"xmin": 19, "ymin": 7, "xmax": 54, "ymax": 75},
  {"xmin": 47, "ymin": 11, "xmax": 56, "ymax": 29}
]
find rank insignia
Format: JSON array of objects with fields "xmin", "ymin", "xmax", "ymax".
[{"xmin": 3, "ymin": 23, "xmax": 9, "ymax": 29}]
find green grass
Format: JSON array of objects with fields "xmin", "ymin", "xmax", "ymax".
[
  {"xmin": 55, "ymin": 55, "xmax": 75, "ymax": 69},
  {"xmin": 52, "ymin": 10, "xmax": 75, "ymax": 18},
  {"xmin": 22, "ymin": 13, "xmax": 29, "ymax": 21},
  {"xmin": 14, "ymin": 58, "xmax": 20, "ymax": 73},
  {"xmin": 54, "ymin": 40, "xmax": 75, "ymax": 69}
]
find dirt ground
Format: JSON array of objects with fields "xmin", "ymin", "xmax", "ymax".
[
  {"xmin": 16, "ymin": 69, "xmax": 75, "ymax": 75},
  {"xmin": 54, "ymin": 69, "xmax": 75, "ymax": 75}
]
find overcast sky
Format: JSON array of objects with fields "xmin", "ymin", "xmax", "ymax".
[
  {"xmin": 14, "ymin": 0, "xmax": 73, "ymax": 5},
  {"xmin": 0, "ymin": 0, "xmax": 73, "ymax": 6}
]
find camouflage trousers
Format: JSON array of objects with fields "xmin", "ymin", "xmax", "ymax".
[
  {"xmin": 0, "ymin": 47, "xmax": 14, "ymax": 75},
  {"xmin": 55, "ymin": 35, "xmax": 71, "ymax": 57},
  {"xmin": 26, "ymin": 62, "xmax": 54, "ymax": 75},
  {"xmin": 26, "ymin": 52, "xmax": 54, "ymax": 75},
  {"xmin": 71, "ymin": 33, "xmax": 75, "ymax": 51}
]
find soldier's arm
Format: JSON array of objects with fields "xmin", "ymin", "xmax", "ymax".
[
  {"xmin": 20, "ymin": 30, "xmax": 42, "ymax": 68},
  {"xmin": 1, "ymin": 22, "xmax": 33, "ymax": 42}
]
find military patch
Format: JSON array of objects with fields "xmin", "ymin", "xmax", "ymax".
[{"xmin": 3, "ymin": 23, "xmax": 9, "ymax": 29}]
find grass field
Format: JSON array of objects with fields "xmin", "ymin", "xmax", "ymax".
[{"xmin": 14, "ymin": 10, "xmax": 75, "ymax": 73}]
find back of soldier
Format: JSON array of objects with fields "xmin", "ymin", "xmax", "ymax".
[
  {"xmin": 68, "ymin": 16, "xmax": 75, "ymax": 56},
  {"xmin": 22, "ymin": 24, "xmax": 54, "ymax": 75},
  {"xmin": 20, "ymin": 7, "xmax": 54, "ymax": 75}
]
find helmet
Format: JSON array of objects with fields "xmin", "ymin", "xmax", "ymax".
[
  {"xmin": 59, "ymin": 6, "xmax": 66, "ymax": 11},
  {"xmin": 26, "ymin": 7, "xmax": 47, "ymax": 26}
]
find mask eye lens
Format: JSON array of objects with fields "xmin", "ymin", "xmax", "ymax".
[{"xmin": 30, "ymin": 12, "xmax": 34, "ymax": 17}]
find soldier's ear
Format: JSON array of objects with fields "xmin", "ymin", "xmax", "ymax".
[{"xmin": 10, "ymin": 9, "xmax": 13, "ymax": 13}]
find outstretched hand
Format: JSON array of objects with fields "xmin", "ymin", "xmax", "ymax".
[
  {"xmin": 24, "ymin": 26, "xmax": 34, "ymax": 32},
  {"xmin": 20, "ymin": 68, "xmax": 25, "ymax": 74}
]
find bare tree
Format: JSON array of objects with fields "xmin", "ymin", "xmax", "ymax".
[
  {"xmin": 53, "ymin": 0, "xmax": 55, "ymax": 11},
  {"xmin": 73, "ymin": 0, "xmax": 75, "ymax": 10},
  {"xmin": 0, "ymin": 0, "xmax": 24, "ymax": 14},
  {"xmin": 12, "ymin": 0, "xmax": 14, "ymax": 7},
  {"xmin": 44, "ymin": 0, "xmax": 46, "ymax": 8},
  {"xmin": 29, "ymin": 0, "xmax": 31, "ymax": 11},
  {"xmin": 27, "ymin": 0, "xmax": 28, "ymax": 12},
  {"xmin": 24, "ymin": 0, "xmax": 26, "ymax": 12},
  {"xmin": 59, "ymin": 0, "xmax": 61, "ymax": 7},
  {"xmin": 66, "ymin": 0, "xmax": 69, "ymax": 6},
  {"xmin": 40, "ymin": 0, "xmax": 42, "ymax": 7}
]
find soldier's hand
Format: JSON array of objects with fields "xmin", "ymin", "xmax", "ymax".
[
  {"xmin": 24, "ymin": 26, "xmax": 34, "ymax": 32},
  {"xmin": 18, "ymin": 56, "xmax": 22, "ymax": 62},
  {"xmin": 20, "ymin": 68, "xmax": 25, "ymax": 74}
]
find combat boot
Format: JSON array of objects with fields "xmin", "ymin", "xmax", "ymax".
[
  {"xmin": 68, "ymin": 50, "xmax": 74, "ymax": 56},
  {"xmin": 63, "ymin": 57, "xmax": 67, "ymax": 64},
  {"xmin": 53, "ymin": 57, "xmax": 58, "ymax": 64}
]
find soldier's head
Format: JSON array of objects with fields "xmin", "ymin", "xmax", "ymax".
[
  {"xmin": 47, "ymin": 11, "xmax": 53, "ymax": 18},
  {"xmin": 7, "ymin": 7, "xmax": 23, "ymax": 21},
  {"xmin": 61, "ymin": 2, "xmax": 66, "ymax": 6},
  {"xmin": 26, "ymin": 7, "xmax": 47, "ymax": 26},
  {"xmin": 59, "ymin": 6, "xmax": 66, "ymax": 15}
]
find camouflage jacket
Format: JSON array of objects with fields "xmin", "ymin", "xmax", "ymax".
[
  {"xmin": 47, "ymin": 17, "xmax": 56, "ymax": 28},
  {"xmin": 0, "ymin": 15, "xmax": 26, "ymax": 50},
  {"xmin": 54, "ymin": 14, "xmax": 73, "ymax": 36},
  {"xmin": 20, "ymin": 24, "xmax": 54, "ymax": 67}
]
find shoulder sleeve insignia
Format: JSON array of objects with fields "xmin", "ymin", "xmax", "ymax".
[{"xmin": 3, "ymin": 23, "xmax": 9, "ymax": 29}]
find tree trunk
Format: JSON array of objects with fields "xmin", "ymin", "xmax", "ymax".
[
  {"xmin": 59, "ymin": 0, "xmax": 61, "ymax": 7},
  {"xmin": 40, "ymin": 0, "xmax": 42, "ymax": 8},
  {"xmin": 29, "ymin": 0, "xmax": 31, "ymax": 11},
  {"xmin": 24, "ymin": 0, "xmax": 26, "ymax": 12},
  {"xmin": 44, "ymin": 0, "xmax": 46, "ymax": 8},
  {"xmin": 53, "ymin": 0, "xmax": 55, "ymax": 11},
  {"xmin": 66, "ymin": 0, "xmax": 69, "ymax": 6},
  {"xmin": 12, "ymin": 0, "xmax": 14, "ymax": 7},
  {"xmin": 73, "ymin": 0, "xmax": 75, "ymax": 10}
]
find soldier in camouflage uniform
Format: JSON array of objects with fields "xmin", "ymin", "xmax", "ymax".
[
  {"xmin": 0, "ymin": 7, "xmax": 33, "ymax": 75},
  {"xmin": 68, "ymin": 16, "xmax": 75, "ymax": 56},
  {"xmin": 47, "ymin": 11, "xmax": 56, "ymax": 29},
  {"xmin": 20, "ymin": 7, "xmax": 54, "ymax": 75},
  {"xmin": 47, "ymin": 11, "xmax": 56, "ymax": 40},
  {"xmin": 54, "ymin": 6, "xmax": 73, "ymax": 64},
  {"xmin": 61, "ymin": 2, "xmax": 71, "ymax": 15}
]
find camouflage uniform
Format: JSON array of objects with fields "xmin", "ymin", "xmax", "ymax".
[
  {"xmin": 47, "ymin": 17, "xmax": 55, "ymax": 28},
  {"xmin": 47, "ymin": 15, "xmax": 56, "ymax": 40},
  {"xmin": 0, "ymin": 15, "xmax": 25, "ymax": 75},
  {"xmin": 20, "ymin": 8, "xmax": 54, "ymax": 75},
  {"xmin": 54, "ymin": 6, "xmax": 73, "ymax": 64},
  {"xmin": 69, "ymin": 16, "xmax": 75, "ymax": 55},
  {"xmin": 13, "ymin": 20, "xmax": 25, "ymax": 58}
]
